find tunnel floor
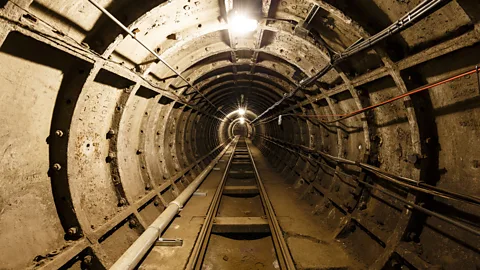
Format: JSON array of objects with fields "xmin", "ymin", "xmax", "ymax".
[{"xmin": 139, "ymin": 138, "xmax": 364, "ymax": 269}]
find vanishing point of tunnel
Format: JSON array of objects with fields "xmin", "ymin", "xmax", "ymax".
[{"xmin": 0, "ymin": 0, "xmax": 480, "ymax": 269}]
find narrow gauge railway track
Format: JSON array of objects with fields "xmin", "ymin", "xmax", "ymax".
[{"xmin": 186, "ymin": 136, "xmax": 295, "ymax": 270}]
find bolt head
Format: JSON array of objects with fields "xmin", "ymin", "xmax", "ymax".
[
  {"xmin": 53, "ymin": 163, "xmax": 62, "ymax": 171},
  {"xmin": 407, "ymin": 154, "xmax": 419, "ymax": 164},
  {"xmin": 67, "ymin": 227, "xmax": 78, "ymax": 236},
  {"xmin": 83, "ymin": 255, "xmax": 93, "ymax": 265},
  {"xmin": 407, "ymin": 231, "xmax": 419, "ymax": 242},
  {"xmin": 119, "ymin": 198, "xmax": 127, "ymax": 206},
  {"xmin": 55, "ymin": 130, "xmax": 64, "ymax": 137},
  {"xmin": 359, "ymin": 202, "xmax": 367, "ymax": 210},
  {"xmin": 129, "ymin": 219, "xmax": 138, "ymax": 228}
]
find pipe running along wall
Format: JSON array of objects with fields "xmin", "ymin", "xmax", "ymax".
[{"xmin": 0, "ymin": 0, "xmax": 479, "ymax": 269}]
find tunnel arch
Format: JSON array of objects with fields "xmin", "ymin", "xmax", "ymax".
[{"xmin": 0, "ymin": 0, "xmax": 479, "ymax": 269}]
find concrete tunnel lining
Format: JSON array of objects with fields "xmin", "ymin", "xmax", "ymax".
[{"xmin": 0, "ymin": 0, "xmax": 479, "ymax": 269}]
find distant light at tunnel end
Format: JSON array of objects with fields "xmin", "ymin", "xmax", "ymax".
[{"xmin": 229, "ymin": 13, "xmax": 258, "ymax": 35}]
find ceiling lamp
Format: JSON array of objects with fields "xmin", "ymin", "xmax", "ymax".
[
  {"xmin": 238, "ymin": 108, "xmax": 246, "ymax": 116},
  {"xmin": 239, "ymin": 117, "xmax": 245, "ymax": 124},
  {"xmin": 229, "ymin": 13, "xmax": 258, "ymax": 35}
]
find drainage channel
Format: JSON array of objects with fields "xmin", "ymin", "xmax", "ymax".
[{"xmin": 186, "ymin": 137, "xmax": 295, "ymax": 269}]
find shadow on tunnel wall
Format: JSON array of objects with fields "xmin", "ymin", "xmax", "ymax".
[{"xmin": 0, "ymin": 31, "xmax": 91, "ymax": 238}]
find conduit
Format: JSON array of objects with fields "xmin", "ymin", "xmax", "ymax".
[
  {"xmin": 260, "ymin": 135, "xmax": 480, "ymax": 207},
  {"xmin": 110, "ymin": 139, "xmax": 235, "ymax": 270},
  {"xmin": 259, "ymin": 136, "xmax": 480, "ymax": 236},
  {"xmin": 251, "ymin": 0, "xmax": 450, "ymax": 123},
  {"xmin": 262, "ymin": 64, "xmax": 480, "ymax": 125}
]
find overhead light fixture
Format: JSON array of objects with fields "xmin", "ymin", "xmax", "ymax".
[
  {"xmin": 238, "ymin": 108, "xmax": 246, "ymax": 116},
  {"xmin": 229, "ymin": 13, "xmax": 258, "ymax": 35},
  {"xmin": 239, "ymin": 117, "xmax": 245, "ymax": 124}
]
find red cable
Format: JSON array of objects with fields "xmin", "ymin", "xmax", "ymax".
[{"xmin": 293, "ymin": 66, "xmax": 479, "ymax": 124}]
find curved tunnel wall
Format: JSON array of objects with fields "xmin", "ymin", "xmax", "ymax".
[{"xmin": 0, "ymin": 0, "xmax": 479, "ymax": 269}]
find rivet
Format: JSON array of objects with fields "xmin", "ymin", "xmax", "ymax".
[{"xmin": 55, "ymin": 130, "xmax": 64, "ymax": 137}]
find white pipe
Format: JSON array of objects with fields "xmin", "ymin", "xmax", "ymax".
[{"xmin": 110, "ymin": 141, "xmax": 233, "ymax": 270}]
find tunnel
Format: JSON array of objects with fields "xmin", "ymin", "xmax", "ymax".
[{"xmin": 1, "ymin": 0, "xmax": 480, "ymax": 269}]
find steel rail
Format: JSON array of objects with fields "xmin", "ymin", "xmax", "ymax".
[
  {"xmin": 86, "ymin": 0, "xmax": 231, "ymax": 120},
  {"xmin": 252, "ymin": 0, "xmax": 449, "ymax": 124},
  {"xmin": 109, "ymin": 139, "xmax": 235, "ymax": 270},
  {"xmin": 246, "ymin": 139, "xmax": 296, "ymax": 269},
  {"xmin": 186, "ymin": 136, "xmax": 239, "ymax": 269}
]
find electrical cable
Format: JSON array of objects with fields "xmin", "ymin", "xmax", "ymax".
[
  {"xmin": 259, "ymin": 135, "xmax": 480, "ymax": 207},
  {"xmin": 266, "ymin": 64, "xmax": 478, "ymax": 125},
  {"xmin": 252, "ymin": 0, "xmax": 449, "ymax": 124}
]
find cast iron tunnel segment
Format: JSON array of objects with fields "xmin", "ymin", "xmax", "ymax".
[{"xmin": 186, "ymin": 136, "xmax": 295, "ymax": 269}]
